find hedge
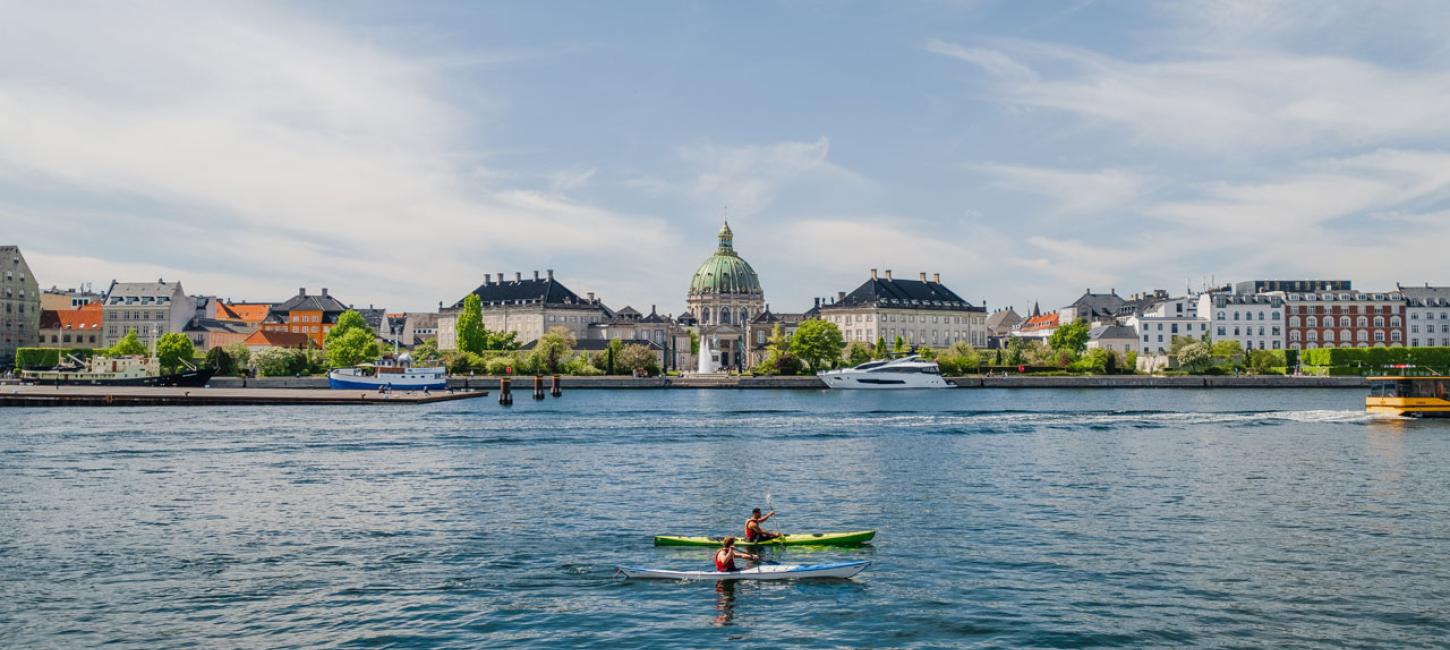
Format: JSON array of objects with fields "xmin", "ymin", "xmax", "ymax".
[
  {"xmin": 1300, "ymin": 346, "xmax": 1450, "ymax": 370},
  {"xmin": 14, "ymin": 347, "xmax": 99, "ymax": 370}
]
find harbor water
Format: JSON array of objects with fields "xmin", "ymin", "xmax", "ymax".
[{"xmin": 3, "ymin": 388, "xmax": 1449, "ymax": 648}]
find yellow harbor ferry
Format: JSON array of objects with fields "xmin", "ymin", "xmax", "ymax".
[{"xmin": 1366, "ymin": 372, "xmax": 1450, "ymax": 418}]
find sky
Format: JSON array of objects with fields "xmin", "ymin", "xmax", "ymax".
[{"xmin": 4, "ymin": 0, "xmax": 1450, "ymax": 315}]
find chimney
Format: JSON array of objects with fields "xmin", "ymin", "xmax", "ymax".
[
  {"xmin": 515, "ymin": 272, "xmax": 522, "ymax": 282},
  {"xmin": 885, "ymin": 269, "xmax": 893, "ymax": 280},
  {"xmin": 438, "ymin": 301, "xmax": 443, "ymax": 311},
  {"xmin": 498, "ymin": 272, "xmax": 505, "ymax": 285},
  {"xmin": 933, "ymin": 273, "xmax": 941, "ymax": 284},
  {"xmin": 321, "ymin": 288, "xmax": 328, "ymax": 297},
  {"xmin": 299, "ymin": 287, "xmax": 306, "ymax": 296},
  {"xmin": 587, "ymin": 292, "xmax": 595, "ymax": 302},
  {"xmin": 547, "ymin": 269, "xmax": 554, "ymax": 281},
  {"xmin": 534, "ymin": 270, "xmax": 540, "ymax": 280},
  {"xmin": 837, "ymin": 291, "xmax": 846, "ymax": 302},
  {"xmin": 919, "ymin": 272, "xmax": 927, "ymax": 282},
  {"xmin": 870, "ymin": 268, "xmax": 878, "ymax": 280},
  {"xmin": 814, "ymin": 297, "xmax": 821, "ymax": 308}
]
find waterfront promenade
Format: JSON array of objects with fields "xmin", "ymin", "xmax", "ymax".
[{"xmin": 0, "ymin": 385, "xmax": 487, "ymax": 407}]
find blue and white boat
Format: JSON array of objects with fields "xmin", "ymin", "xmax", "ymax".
[{"xmin": 328, "ymin": 355, "xmax": 447, "ymax": 391}]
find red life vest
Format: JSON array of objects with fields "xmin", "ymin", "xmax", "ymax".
[
  {"xmin": 745, "ymin": 520, "xmax": 761, "ymax": 542},
  {"xmin": 715, "ymin": 548, "xmax": 737, "ymax": 572}
]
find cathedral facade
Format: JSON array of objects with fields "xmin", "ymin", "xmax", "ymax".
[{"xmin": 686, "ymin": 222, "xmax": 765, "ymax": 371}]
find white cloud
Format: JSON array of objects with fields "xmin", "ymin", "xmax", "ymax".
[
  {"xmin": 0, "ymin": 3, "xmax": 676, "ymax": 311},
  {"xmin": 928, "ymin": 38, "xmax": 1450, "ymax": 155},
  {"xmin": 973, "ymin": 164, "xmax": 1145, "ymax": 217},
  {"xmin": 677, "ymin": 137, "xmax": 869, "ymax": 216}
]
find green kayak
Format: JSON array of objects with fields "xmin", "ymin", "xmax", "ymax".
[{"xmin": 653, "ymin": 530, "xmax": 875, "ymax": 547}]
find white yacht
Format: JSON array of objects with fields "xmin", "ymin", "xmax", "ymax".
[{"xmin": 818, "ymin": 355, "xmax": 951, "ymax": 389}]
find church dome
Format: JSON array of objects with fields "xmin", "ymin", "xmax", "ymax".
[{"xmin": 688, "ymin": 221, "xmax": 763, "ymax": 296}]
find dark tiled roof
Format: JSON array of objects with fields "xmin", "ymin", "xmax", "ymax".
[
  {"xmin": 1068, "ymin": 291, "xmax": 1128, "ymax": 317},
  {"xmin": 819, "ymin": 278, "xmax": 983, "ymax": 312},
  {"xmin": 750, "ymin": 308, "xmax": 806, "ymax": 324},
  {"xmin": 519, "ymin": 338, "xmax": 662, "ymax": 351},
  {"xmin": 270, "ymin": 290, "xmax": 349, "ymax": 322},
  {"xmin": 1089, "ymin": 325, "xmax": 1138, "ymax": 340},
  {"xmin": 185, "ymin": 318, "xmax": 254, "ymax": 334},
  {"xmin": 985, "ymin": 308, "xmax": 1023, "ymax": 331},
  {"xmin": 453, "ymin": 276, "xmax": 593, "ymax": 309},
  {"xmin": 638, "ymin": 306, "xmax": 670, "ymax": 324}
]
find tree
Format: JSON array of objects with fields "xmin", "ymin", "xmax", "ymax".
[
  {"xmin": 1211, "ymin": 339, "xmax": 1245, "ymax": 362},
  {"xmin": 1176, "ymin": 341, "xmax": 1212, "ymax": 373},
  {"xmin": 155, "ymin": 333, "xmax": 195, "ymax": 373},
  {"xmin": 205, "ymin": 346, "xmax": 234, "ymax": 376},
  {"xmin": 936, "ymin": 341, "xmax": 982, "ymax": 375},
  {"xmin": 1069, "ymin": 348, "xmax": 1110, "ymax": 374},
  {"xmin": 754, "ymin": 324, "xmax": 799, "ymax": 376},
  {"xmin": 790, "ymin": 319, "xmax": 845, "ymax": 372},
  {"xmin": 109, "ymin": 329, "xmax": 147, "ymax": 357},
  {"xmin": 607, "ymin": 338, "xmax": 625, "ymax": 374},
  {"xmin": 893, "ymin": 335, "xmax": 907, "ymax": 356},
  {"xmin": 224, "ymin": 342, "xmax": 251, "ymax": 374},
  {"xmin": 456, "ymin": 294, "xmax": 487, "ymax": 354},
  {"xmin": 412, "ymin": 338, "xmax": 440, "ymax": 362},
  {"xmin": 486, "ymin": 329, "xmax": 519, "ymax": 351},
  {"xmin": 846, "ymin": 342, "xmax": 872, "ymax": 366},
  {"xmin": 531, "ymin": 325, "xmax": 575, "ymax": 374},
  {"xmin": 254, "ymin": 348, "xmax": 306, "ymax": 376},
  {"xmin": 325, "ymin": 310, "xmax": 371, "ymax": 347},
  {"xmin": 327, "ymin": 327, "xmax": 379, "ymax": 368},
  {"xmin": 689, "ymin": 330, "xmax": 699, "ymax": 355},
  {"xmin": 1005, "ymin": 336, "xmax": 1026, "ymax": 365},
  {"xmin": 1049, "ymin": 318, "xmax": 1090, "ymax": 356},
  {"xmin": 917, "ymin": 346, "xmax": 936, "ymax": 360},
  {"xmin": 617, "ymin": 343, "xmax": 659, "ymax": 375},
  {"xmin": 872, "ymin": 336, "xmax": 888, "ymax": 360}
]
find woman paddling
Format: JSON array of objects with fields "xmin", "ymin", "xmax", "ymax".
[{"xmin": 714, "ymin": 537, "xmax": 760, "ymax": 573}]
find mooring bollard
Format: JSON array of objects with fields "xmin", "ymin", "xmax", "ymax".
[
  {"xmin": 499, "ymin": 377, "xmax": 513, "ymax": 405},
  {"xmin": 550, "ymin": 374, "xmax": 561, "ymax": 397},
  {"xmin": 533, "ymin": 375, "xmax": 545, "ymax": 400}
]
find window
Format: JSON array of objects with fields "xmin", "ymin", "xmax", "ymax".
[
  {"xmin": 1374, "ymin": 316, "xmax": 1384, "ymax": 328},
  {"xmin": 1374, "ymin": 331, "xmax": 1385, "ymax": 342},
  {"xmin": 1307, "ymin": 316, "xmax": 1318, "ymax": 328},
  {"xmin": 1357, "ymin": 316, "xmax": 1367, "ymax": 327},
  {"xmin": 1290, "ymin": 316, "xmax": 1301, "ymax": 327},
  {"xmin": 1218, "ymin": 327, "xmax": 1226, "ymax": 336}
]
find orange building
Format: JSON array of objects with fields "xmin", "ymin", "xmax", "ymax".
[
  {"xmin": 37, "ymin": 303, "xmax": 104, "ymax": 349},
  {"xmin": 261, "ymin": 288, "xmax": 351, "ymax": 347}
]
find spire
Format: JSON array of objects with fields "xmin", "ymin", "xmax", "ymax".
[
  {"xmin": 716, "ymin": 220, "xmax": 735, "ymax": 255},
  {"xmin": 1032, "ymin": 301, "xmax": 1041, "ymax": 317}
]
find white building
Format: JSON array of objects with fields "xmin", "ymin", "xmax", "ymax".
[
  {"xmin": 1086, "ymin": 324, "xmax": 1139, "ymax": 355},
  {"xmin": 1198, "ymin": 292, "xmax": 1285, "ymax": 351},
  {"xmin": 1122, "ymin": 294, "xmax": 1208, "ymax": 355},
  {"xmin": 1399, "ymin": 285, "xmax": 1450, "ymax": 348},
  {"xmin": 101, "ymin": 279, "xmax": 197, "ymax": 348},
  {"xmin": 437, "ymin": 270, "xmax": 609, "ymax": 350},
  {"xmin": 817, "ymin": 269, "xmax": 987, "ymax": 349}
]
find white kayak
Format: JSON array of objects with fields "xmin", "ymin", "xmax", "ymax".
[{"xmin": 618, "ymin": 560, "xmax": 870, "ymax": 581}]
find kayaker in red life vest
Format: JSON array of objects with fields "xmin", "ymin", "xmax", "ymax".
[
  {"xmin": 744, "ymin": 508, "xmax": 781, "ymax": 542},
  {"xmin": 714, "ymin": 537, "xmax": 759, "ymax": 572}
]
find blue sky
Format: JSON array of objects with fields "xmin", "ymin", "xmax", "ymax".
[{"xmin": 4, "ymin": 1, "xmax": 1449, "ymax": 314}]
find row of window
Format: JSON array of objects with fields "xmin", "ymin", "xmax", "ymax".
[
  {"xmin": 291, "ymin": 313, "xmax": 321, "ymax": 323},
  {"xmin": 1294, "ymin": 304, "xmax": 1394, "ymax": 314},
  {"xmin": 1289, "ymin": 329, "xmax": 1401, "ymax": 343},
  {"xmin": 1216, "ymin": 311, "xmax": 1282, "ymax": 321},
  {"xmin": 110, "ymin": 309, "xmax": 166, "ymax": 321},
  {"xmin": 1216, "ymin": 326, "xmax": 1281, "ymax": 337},
  {"xmin": 1409, "ymin": 311, "xmax": 1450, "ymax": 320},
  {"xmin": 829, "ymin": 313, "xmax": 978, "ymax": 325},
  {"xmin": 1289, "ymin": 315, "xmax": 1401, "ymax": 328},
  {"xmin": 44, "ymin": 334, "xmax": 100, "ymax": 344},
  {"xmin": 1410, "ymin": 324, "xmax": 1450, "ymax": 333}
]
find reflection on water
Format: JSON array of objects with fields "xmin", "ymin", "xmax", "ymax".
[{"xmin": 714, "ymin": 580, "xmax": 736, "ymax": 626}]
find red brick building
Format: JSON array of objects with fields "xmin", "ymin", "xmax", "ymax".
[{"xmin": 1281, "ymin": 290, "xmax": 1405, "ymax": 350}]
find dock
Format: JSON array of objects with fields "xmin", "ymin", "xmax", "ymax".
[{"xmin": 0, "ymin": 385, "xmax": 489, "ymax": 407}]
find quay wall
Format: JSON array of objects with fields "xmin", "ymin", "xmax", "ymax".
[{"xmin": 198, "ymin": 375, "xmax": 1367, "ymax": 390}]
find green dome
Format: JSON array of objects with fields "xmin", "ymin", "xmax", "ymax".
[{"xmin": 689, "ymin": 222, "xmax": 762, "ymax": 296}]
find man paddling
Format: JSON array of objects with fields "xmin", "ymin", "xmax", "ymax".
[
  {"xmin": 744, "ymin": 508, "xmax": 781, "ymax": 543},
  {"xmin": 714, "ymin": 537, "xmax": 760, "ymax": 573}
]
